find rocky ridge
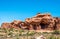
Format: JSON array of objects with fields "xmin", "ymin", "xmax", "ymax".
[{"xmin": 1, "ymin": 13, "xmax": 60, "ymax": 30}]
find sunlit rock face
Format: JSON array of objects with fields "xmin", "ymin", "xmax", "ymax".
[
  {"xmin": 1, "ymin": 20, "xmax": 22, "ymax": 29},
  {"xmin": 1, "ymin": 13, "xmax": 60, "ymax": 30},
  {"xmin": 25, "ymin": 13, "xmax": 56, "ymax": 30},
  {"xmin": 1, "ymin": 23, "xmax": 11, "ymax": 28},
  {"xmin": 11, "ymin": 20, "xmax": 22, "ymax": 25},
  {"xmin": 10, "ymin": 20, "xmax": 22, "ymax": 28}
]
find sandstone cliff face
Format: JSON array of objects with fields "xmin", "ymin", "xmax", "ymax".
[{"xmin": 1, "ymin": 13, "xmax": 60, "ymax": 30}]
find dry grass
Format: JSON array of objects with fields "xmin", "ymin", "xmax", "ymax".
[{"xmin": 0, "ymin": 28, "xmax": 60, "ymax": 39}]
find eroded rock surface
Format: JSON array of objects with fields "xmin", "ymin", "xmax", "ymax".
[{"xmin": 1, "ymin": 13, "xmax": 60, "ymax": 30}]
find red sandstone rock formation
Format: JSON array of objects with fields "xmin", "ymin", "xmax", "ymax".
[{"xmin": 1, "ymin": 13, "xmax": 60, "ymax": 30}]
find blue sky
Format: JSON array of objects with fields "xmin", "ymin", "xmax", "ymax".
[{"xmin": 0, "ymin": 0, "xmax": 60, "ymax": 25}]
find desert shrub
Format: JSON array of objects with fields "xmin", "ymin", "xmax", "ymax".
[
  {"xmin": 43, "ymin": 32, "xmax": 49, "ymax": 34},
  {"xmin": 19, "ymin": 29, "xmax": 25, "ymax": 36},
  {"xmin": 31, "ymin": 37, "xmax": 35, "ymax": 39},
  {"xmin": 19, "ymin": 29, "xmax": 24, "ymax": 32},
  {"xmin": 49, "ymin": 36, "xmax": 56, "ymax": 39},
  {"xmin": 7, "ymin": 31, "xmax": 13, "ymax": 38},
  {"xmin": 0, "ymin": 28, "xmax": 3, "ymax": 32},
  {"xmin": 37, "ymin": 32, "xmax": 41, "ymax": 35},
  {"xmin": 0, "ymin": 30, "xmax": 4, "ymax": 32},
  {"xmin": 52, "ymin": 30, "xmax": 60, "ymax": 35},
  {"xmin": 3, "ymin": 28, "xmax": 8, "ymax": 33},
  {"xmin": 9, "ymin": 28, "xmax": 14, "ymax": 32},
  {"xmin": 0, "ymin": 28, "xmax": 2, "ymax": 29},
  {"xmin": 0, "ymin": 34, "xmax": 4, "ymax": 36},
  {"xmin": 56, "ymin": 37, "xmax": 60, "ymax": 39},
  {"xmin": 8, "ymin": 31, "xmax": 13, "ymax": 35},
  {"xmin": 16, "ymin": 37, "xmax": 19, "ymax": 39},
  {"xmin": 27, "ymin": 31, "xmax": 35, "ymax": 36}
]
